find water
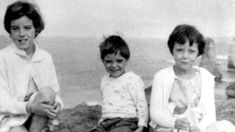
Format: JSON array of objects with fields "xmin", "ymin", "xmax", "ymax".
[{"xmin": 0, "ymin": 35, "xmax": 233, "ymax": 108}]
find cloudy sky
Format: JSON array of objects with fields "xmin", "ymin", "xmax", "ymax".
[{"xmin": 0, "ymin": 0, "xmax": 234, "ymax": 38}]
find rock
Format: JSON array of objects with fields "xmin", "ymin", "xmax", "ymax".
[
  {"xmin": 55, "ymin": 83, "xmax": 235, "ymax": 131},
  {"xmin": 226, "ymin": 89, "xmax": 235, "ymax": 98},
  {"xmin": 56, "ymin": 104, "xmax": 101, "ymax": 132},
  {"xmin": 225, "ymin": 82, "xmax": 235, "ymax": 97},
  {"xmin": 199, "ymin": 38, "xmax": 222, "ymax": 81},
  {"xmin": 216, "ymin": 96, "xmax": 235, "ymax": 124},
  {"xmin": 228, "ymin": 39, "xmax": 235, "ymax": 69},
  {"xmin": 228, "ymin": 60, "xmax": 235, "ymax": 69}
]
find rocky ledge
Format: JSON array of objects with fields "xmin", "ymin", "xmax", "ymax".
[{"xmin": 55, "ymin": 82, "xmax": 235, "ymax": 132}]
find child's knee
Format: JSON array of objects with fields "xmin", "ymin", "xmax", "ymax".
[
  {"xmin": 36, "ymin": 87, "xmax": 56, "ymax": 105},
  {"xmin": 9, "ymin": 126, "xmax": 28, "ymax": 132}
]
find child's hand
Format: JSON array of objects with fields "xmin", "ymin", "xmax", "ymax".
[
  {"xmin": 47, "ymin": 102, "xmax": 61, "ymax": 119},
  {"xmin": 175, "ymin": 118, "xmax": 190, "ymax": 131},
  {"xmin": 135, "ymin": 126, "xmax": 144, "ymax": 132},
  {"xmin": 27, "ymin": 100, "xmax": 55, "ymax": 116}
]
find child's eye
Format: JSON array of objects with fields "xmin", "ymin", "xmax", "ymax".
[
  {"xmin": 189, "ymin": 50, "xmax": 196, "ymax": 53},
  {"xmin": 10, "ymin": 26, "xmax": 19, "ymax": 31},
  {"xmin": 24, "ymin": 26, "xmax": 33, "ymax": 30},
  {"xmin": 116, "ymin": 59, "xmax": 123, "ymax": 63},
  {"xmin": 104, "ymin": 60, "xmax": 112, "ymax": 63},
  {"xmin": 176, "ymin": 49, "xmax": 183, "ymax": 52}
]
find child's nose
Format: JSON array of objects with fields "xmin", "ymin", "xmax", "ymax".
[
  {"xmin": 19, "ymin": 29, "xmax": 26, "ymax": 36},
  {"xmin": 182, "ymin": 51, "xmax": 189, "ymax": 58},
  {"xmin": 111, "ymin": 62, "xmax": 118, "ymax": 67}
]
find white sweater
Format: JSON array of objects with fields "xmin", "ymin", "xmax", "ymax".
[
  {"xmin": 150, "ymin": 66, "xmax": 216, "ymax": 131},
  {"xmin": 101, "ymin": 72, "xmax": 148, "ymax": 127},
  {"xmin": 0, "ymin": 44, "xmax": 63, "ymax": 131}
]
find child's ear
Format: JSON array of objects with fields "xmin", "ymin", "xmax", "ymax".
[
  {"xmin": 9, "ymin": 33, "xmax": 12, "ymax": 38},
  {"xmin": 35, "ymin": 32, "xmax": 38, "ymax": 38}
]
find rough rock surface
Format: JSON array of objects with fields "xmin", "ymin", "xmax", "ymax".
[
  {"xmin": 225, "ymin": 82, "xmax": 235, "ymax": 97},
  {"xmin": 55, "ymin": 82, "xmax": 235, "ymax": 132},
  {"xmin": 56, "ymin": 104, "xmax": 101, "ymax": 132}
]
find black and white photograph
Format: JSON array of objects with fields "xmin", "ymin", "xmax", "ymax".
[{"xmin": 0, "ymin": 0, "xmax": 235, "ymax": 131}]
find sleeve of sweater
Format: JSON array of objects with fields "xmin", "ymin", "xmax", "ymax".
[
  {"xmin": 196, "ymin": 68, "xmax": 216, "ymax": 131},
  {"xmin": 134, "ymin": 76, "xmax": 149, "ymax": 127},
  {"xmin": 48, "ymin": 55, "xmax": 64, "ymax": 108},
  {"xmin": 0, "ymin": 55, "xmax": 28, "ymax": 115},
  {"xmin": 150, "ymin": 70, "xmax": 176, "ymax": 128}
]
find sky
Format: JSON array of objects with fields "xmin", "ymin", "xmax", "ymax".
[{"xmin": 0, "ymin": 0, "xmax": 235, "ymax": 38}]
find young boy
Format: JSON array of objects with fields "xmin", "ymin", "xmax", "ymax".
[{"xmin": 92, "ymin": 35, "xmax": 148, "ymax": 132}]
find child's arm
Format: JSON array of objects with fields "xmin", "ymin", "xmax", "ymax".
[
  {"xmin": 0, "ymin": 57, "xmax": 28, "ymax": 115},
  {"xmin": 47, "ymin": 55, "xmax": 63, "ymax": 108},
  {"xmin": 0, "ymin": 86, "xmax": 28, "ymax": 115},
  {"xmin": 131, "ymin": 76, "xmax": 148, "ymax": 128},
  {"xmin": 150, "ymin": 70, "xmax": 176, "ymax": 128},
  {"xmin": 196, "ymin": 69, "xmax": 216, "ymax": 131}
]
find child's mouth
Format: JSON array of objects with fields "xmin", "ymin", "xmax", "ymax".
[
  {"xmin": 18, "ymin": 39, "xmax": 27, "ymax": 44},
  {"xmin": 110, "ymin": 68, "xmax": 119, "ymax": 72}
]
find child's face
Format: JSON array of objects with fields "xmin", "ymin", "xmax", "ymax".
[
  {"xmin": 102, "ymin": 52, "xmax": 128, "ymax": 78},
  {"xmin": 10, "ymin": 16, "xmax": 36, "ymax": 52},
  {"xmin": 173, "ymin": 40, "xmax": 199, "ymax": 72}
]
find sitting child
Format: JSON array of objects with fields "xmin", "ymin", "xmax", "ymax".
[
  {"xmin": 0, "ymin": 1, "xmax": 63, "ymax": 132},
  {"xmin": 91, "ymin": 35, "xmax": 148, "ymax": 132},
  {"xmin": 150, "ymin": 24, "xmax": 215, "ymax": 132},
  {"xmin": 150, "ymin": 24, "xmax": 235, "ymax": 132}
]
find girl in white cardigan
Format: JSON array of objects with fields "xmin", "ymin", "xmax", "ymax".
[
  {"xmin": 1, "ymin": 1, "xmax": 63, "ymax": 132},
  {"xmin": 150, "ymin": 24, "xmax": 215, "ymax": 132}
]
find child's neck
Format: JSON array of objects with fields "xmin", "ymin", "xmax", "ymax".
[
  {"xmin": 25, "ymin": 44, "xmax": 36, "ymax": 60},
  {"xmin": 173, "ymin": 65, "xmax": 195, "ymax": 80}
]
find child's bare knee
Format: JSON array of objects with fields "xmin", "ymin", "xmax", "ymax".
[{"xmin": 37, "ymin": 87, "xmax": 56, "ymax": 105}]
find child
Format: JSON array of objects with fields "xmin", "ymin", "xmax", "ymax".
[
  {"xmin": 92, "ymin": 35, "xmax": 148, "ymax": 132},
  {"xmin": 0, "ymin": 1, "xmax": 63, "ymax": 132},
  {"xmin": 150, "ymin": 24, "xmax": 216, "ymax": 132}
]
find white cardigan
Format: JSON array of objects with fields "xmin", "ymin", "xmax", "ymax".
[
  {"xmin": 150, "ymin": 66, "xmax": 216, "ymax": 131},
  {"xmin": 0, "ymin": 44, "xmax": 63, "ymax": 131}
]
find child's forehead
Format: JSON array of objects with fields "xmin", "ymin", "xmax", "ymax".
[
  {"xmin": 11, "ymin": 15, "xmax": 31, "ymax": 22},
  {"xmin": 104, "ymin": 51, "xmax": 125, "ymax": 58},
  {"xmin": 10, "ymin": 16, "xmax": 33, "ymax": 25},
  {"xmin": 106, "ymin": 51, "xmax": 121, "ymax": 56},
  {"xmin": 174, "ymin": 41, "xmax": 199, "ymax": 47}
]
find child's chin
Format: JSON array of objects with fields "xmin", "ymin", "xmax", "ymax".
[{"xmin": 110, "ymin": 73, "xmax": 122, "ymax": 78}]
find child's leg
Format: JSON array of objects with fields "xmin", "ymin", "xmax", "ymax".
[
  {"xmin": 9, "ymin": 126, "xmax": 28, "ymax": 132},
  {"xmin": 109, "ymin": 126, "xmax": 133, "ymax": 132},
  {"xmin": 109, "ymin": 118, "xmax": 138, "ymax": 132},
  {"xmin": 29, "ymin": 87, "xmax": 56, "ymax": 132}
]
